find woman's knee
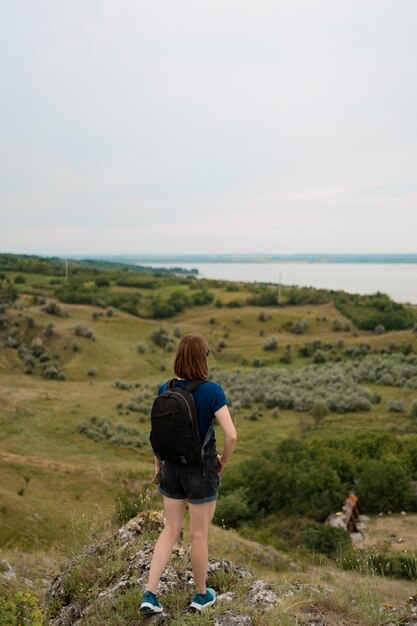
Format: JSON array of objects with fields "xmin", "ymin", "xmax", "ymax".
[
  {"xmin": 163, "ymin": 523, "xmax": 182, "ymax": 541},
  {"xmin": 190, "ymin": 527, "xmax": 208, "ymax": 542}
]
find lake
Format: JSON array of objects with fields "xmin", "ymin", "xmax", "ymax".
[{"xmin": 146, "ymin": 262, "xmax": 417, "ymax": 305}]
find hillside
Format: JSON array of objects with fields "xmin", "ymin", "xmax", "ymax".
[{"xmin": 1, "ymin": 255, "xmax": 417, "ymax": 624}]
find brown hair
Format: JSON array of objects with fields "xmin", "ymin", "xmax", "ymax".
[{"xmin": 174, "ymin": 334, "xmax": 209, "ymax": 380}]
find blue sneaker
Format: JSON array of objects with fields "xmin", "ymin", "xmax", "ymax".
[
  {"xmin": 140, "ymin": 590, "xmax": 163, "ymax": 614},
  {"xmin": 190, "ymin": 587, "xmax": 217, "ymax": 611}
]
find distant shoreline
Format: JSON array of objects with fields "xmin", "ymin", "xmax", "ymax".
[{"xmin": 78, "ymin": 253, "xmax": 417, "ymax": 265}]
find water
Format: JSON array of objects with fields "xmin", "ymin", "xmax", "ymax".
[{"xmin": 147, "ymin": 262, "xmax": 417, "ymax": 304}]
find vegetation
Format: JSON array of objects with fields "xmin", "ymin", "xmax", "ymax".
[{"xmin": 2, "ymin": 253, "xmax": 417, "ymax": 624}]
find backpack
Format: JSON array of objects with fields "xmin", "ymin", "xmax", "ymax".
[{"xmin": 150, "ymin": 379, "xmax": 215, "ymax": 465}]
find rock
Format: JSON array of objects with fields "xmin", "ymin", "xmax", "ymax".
[
  {"xmin": 214, "ymin": 613, "xmax": 254, "ymax": 626},
  {"xmin": 0, "ymin": 560, "xmax": 16, "ymax": 581},
  {"xmin": 45, "ymin": 511, "xmax": 259, "ymax": 625},
  {"xmin": 218, "ymin": 592, "xmax": 237, "ymax": 602},
  {"xmin": 245, "ymin": 580, "xmax": 279, "ymax": 607}
]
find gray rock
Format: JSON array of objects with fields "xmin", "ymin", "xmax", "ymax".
[
  {"xmin": 0, "ymin": 560, "xmax": 16, "ymax": 581},
  {"xmin": 218, "ymin": 592, "xmax": 237, "ymax": 602},
  {"xmin": 245, "ymin": 579, "xmax": 279, "ymax": 607},
  {"xmin": 214, "ymin": 612, "xmax": 254, "ymax": 626}
]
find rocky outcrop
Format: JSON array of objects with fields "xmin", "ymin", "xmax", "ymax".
[{"xmin": 43, "ymin": 510, "xmax": 317, "ymax": 625}]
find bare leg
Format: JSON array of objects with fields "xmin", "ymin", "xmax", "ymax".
[
  {"xmin": 188, "ymin": 500, "xmax": 217, "ymax": 594},
  {"xmin": 146, "ymin": 496, "xmax": 187, "ymax": 594}
]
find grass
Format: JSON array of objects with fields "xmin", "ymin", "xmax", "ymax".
[
  {"xmin": 1, "ymin": 288, "xmax": 417, "ymax": 553},
  {"xmin": 2, "ymin": 268, "xmax": 417, "ymax": 623}
]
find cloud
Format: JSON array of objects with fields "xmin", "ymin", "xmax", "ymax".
[{"xmin": 0, "ymin": 0, "xmax": 416, "ymax": 254}]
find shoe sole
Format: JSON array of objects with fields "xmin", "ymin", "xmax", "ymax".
[
  {"xmin": 189, "ymin": 599, "xmax": 216, "ymax": 611},
  {"xmin": 140, "ymin": 603, "xmax": 163, "ymax": 614}
]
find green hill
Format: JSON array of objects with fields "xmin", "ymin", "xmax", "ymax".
[{"xmin": 1, "ymin": 254, "xmax": 417, "ymax": 625}]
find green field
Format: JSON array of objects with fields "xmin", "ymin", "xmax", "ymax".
[{"xmin": 1, "ymin": 256, "xmax": 417, "ymax": 624}]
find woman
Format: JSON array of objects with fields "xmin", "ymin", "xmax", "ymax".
[{"xmin": 140, "ymin": 334, "xmax": 237, "ymax": 614}]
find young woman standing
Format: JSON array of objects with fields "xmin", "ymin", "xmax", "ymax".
[{"xmin": 140, "ymin": 334, "xmax": 237, "ymax": 613}]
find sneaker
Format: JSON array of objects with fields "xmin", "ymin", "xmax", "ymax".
[
  {"xmin": 190, "ymin": 587, "xmax": 217, "ymax": 611},
  {"xmin": 140, "ymin": 590, "xmax": 163, "ymax": 614}
]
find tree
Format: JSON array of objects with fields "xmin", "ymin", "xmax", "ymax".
[{"xmin": 355, "ymin": 458, "xmax": 412, "ymax": 511}]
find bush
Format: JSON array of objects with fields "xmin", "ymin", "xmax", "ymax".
[
  {"xmin": 375, "ymin": 324, "xmax": 386, "ymax": 334},
  {"xmin": 214, "ymin": 489, "xmax": 251, "ymax": 528},
  {"xmin": 387, "ymin": 399, "xmax": 405, "ymax": 412},
  {"xmin": 42, "ymin": 301, "xmax": 68, "ymax": 317},
  {"xmin": 313, "ymin": 349, "xmax": 326, "ymax": 364},
  {"xmin": 0, "ymin": 590, "xmax": 43, "ymax": 626},
  {"xmin": 263, "ymin": 337, "xmax": 278, "ymax": 351},
  {"xmin": 14, "ymin": 274, "xmax": 26, "ymax": 284},
  {"xmin": 302, "ymin": 522, "xmax": 351, "ymax": 557},
  {"xmin": 355, "ymin": 458, "xmax": 412, "ymax": 511},
  {"xmin": 311, "ymin": 400, "xmax": 329, "ymax": 425},
  {"xmin": 136, "ymin": 340, "xmax": 148, "ymax": 354},
  {"xmin": 71, "ymin": 340, "xmax": 80, "ymax": 353},
  {"xmin": 151, "ymin": 327, "xmax": 170, "ymax": 348},
  {"xmin": 74, "ymin": 324, "xmax": 95, "ymax": 340}
]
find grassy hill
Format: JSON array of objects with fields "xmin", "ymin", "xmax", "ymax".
[{"xmin": 1, "ymin": 255, "xmax": 417, "ymax": 624}]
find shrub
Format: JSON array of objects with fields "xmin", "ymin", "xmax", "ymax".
[
  {"xmin": 302, "ymin": 523, "xmax": 351, "ymax": 557},
  {"xmin": 43, "ymin": 301, "xmax": 68, "ymax": 317},
  {"xmin": 14, "ymin": 274, "xmax": 26, "ymax": 284},
  {"xmin": 87, "ymin": 368, "xmax": 97, "ymax": 377},
  {"xmin": 332, "ymin": 320, "xmax": 342, "ymax": 331},
  {"xmin": 151, "ymin": 327, "xmax": 170, "ymax": 348},
  {"xmin": 115, "ymin": 380, "xmax": 131, "ymax": 390},
  {"xmin": 355, "ymin": 458, "xmax": 412, "ymax": 511},
  {"xmin": 74, "ymin": 325, "xmax": 95, "ymax": 340},
  {"xmin": 0, "ymin": 590, "xmax": 43, "ymax": 626},
  {"xmin": 375, "ymin": 324, "xmax": 386, "ymax": 334},
  {"xmin": 258, "ymin": 311, "xmax": 266, "ymax": 322},
  {"xmin": 136, "ymin": 340, "xmax": 148, "ymax": 354},
  {"xmin": 283, "ymin": 319, "xmax": 309, "ymax": 334},
  {"xmin": 387, "ymin": 400, "xmax": 405, "ymax": 413},
  {"xmin": 313, "ymin": 349, "xmax": 326, "ymax": 364},
  {"xmin": 263, "ymin": 337, "xmax": 278, "ymax": 351},
  {"xmin": 410, "ymin": 399, "xmax": 417, "ymax": 421},
  {"xmin": 71, "ymin": 340, "xmax": 80, "ymax": 352},
  {"xmin": 252, "ymin": 358, "xmax": 264, "ymax": 368},
  {"xmin": 214, "ymin": 489, "xmax": 251, "ymax": 528},
  {"xmin": 311, "ymin": 400, "xmax": 329, "ymax": 425},
  {"xmin": 43, "ymin": 365, "xmax": 60, "ymax": 380},
  {"xmin": 43, "ymin": 322, "xmax": 55, "ymax": 338}
]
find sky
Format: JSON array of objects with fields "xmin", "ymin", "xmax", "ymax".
[{"xmin": 1, "ymin": 0, "xmax": 417, "ymax": 256}]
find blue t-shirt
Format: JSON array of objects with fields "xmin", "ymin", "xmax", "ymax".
[{"xmin": 158, "ymin": 379, "xmax": 227, "ymax": 443}]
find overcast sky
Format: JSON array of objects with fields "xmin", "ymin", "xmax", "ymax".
[{"xmin": 1, "ymin": 0, "xmax": 416, "ymax": 256}]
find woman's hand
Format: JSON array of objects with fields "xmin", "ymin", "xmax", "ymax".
[{"xmin": 217, "ymin": 454, "xmax": 227, "ymax": 474}]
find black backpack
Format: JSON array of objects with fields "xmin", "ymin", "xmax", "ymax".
[{"xmin": 150, "ymin": 379, "xmax": 214, "ymax": 465}]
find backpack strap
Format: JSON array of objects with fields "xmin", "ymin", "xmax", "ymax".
[
  {"xmin": 166, "ymin": 379, "xmax": 205, "ymax": 393},
  {"xmin": 200, "ymin": 416, "xmax": 216, "ymax": 461},
  {"xmin": 166, "ymin": 379, "xmax": 213, "ymax": 460}
]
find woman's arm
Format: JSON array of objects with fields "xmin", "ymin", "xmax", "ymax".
[{"xmin": 214, "ymin": 404, "xmax": 237, "ymax": 474}]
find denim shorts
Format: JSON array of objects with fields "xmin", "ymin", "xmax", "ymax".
[{"xmin": 159, "ymin": 453, "xmax": 220, "ymax": 504}]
